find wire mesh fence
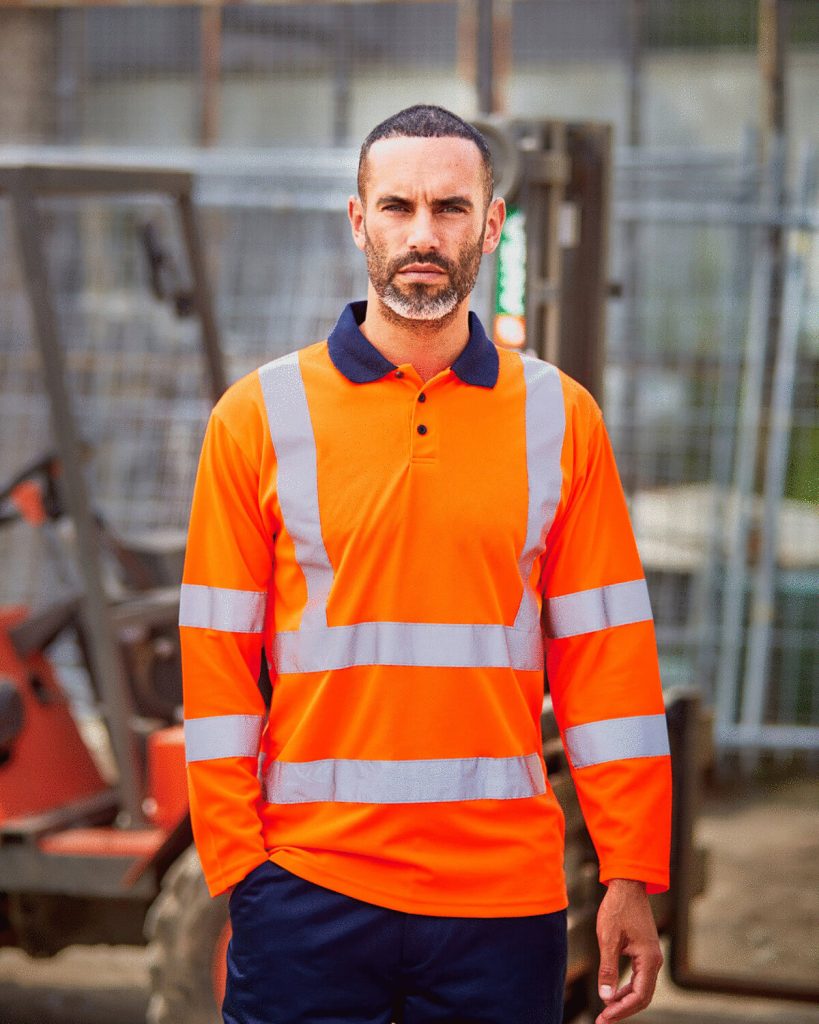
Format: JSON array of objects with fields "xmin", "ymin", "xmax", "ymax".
[
  {"xmin": 1, "ymin": 137, "xmax": 816, "ymax": 766},
  {"xmin": 0, "ymin": 0, "xmax": 817, "ymax": 764},
  {"xmin": 606, "ymin": 140, "xmax": 818, "ymax": 766}
]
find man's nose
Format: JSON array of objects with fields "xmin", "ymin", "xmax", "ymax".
[{"xmin": 406, "ymin": 210, "xmax": 439, "ymax": 250}]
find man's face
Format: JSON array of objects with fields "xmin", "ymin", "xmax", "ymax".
[{"xmin": 349, "ymin": 136, "xmax": 504, "ymax": 323}]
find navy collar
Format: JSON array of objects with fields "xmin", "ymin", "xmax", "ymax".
[{"xmin": 327, "ymin": 301, "xmax": 499, "ymax": 389}]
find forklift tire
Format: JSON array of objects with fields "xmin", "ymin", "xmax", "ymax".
[{"xmin": 144, "ymin": 845, "xmax": 229, "ymax": 1024}]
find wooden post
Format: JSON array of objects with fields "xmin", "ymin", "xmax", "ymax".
[
  {"xmin": 756, "ymin": 0, "xmax": 787, "ymax": 461},
  {"xmin": 460, "ymin": 0, "xmax": 510, "ymax": 115},
  {"xmin": 200, "ymin": 2, "xmax": 222, "ymax": 147},
  {"xmin": 476, "ymin": 0, "xmax": 494, "ymax": 115},
  {"xmin": 0, "ymin": 9, "xmax": 59, "ymax": 143},
  {"xmin": 758, "ymin": 0, "xmax": 786, "ymax": 167},
  {"xmin": 493, "ymin": 0, "xmax": 511, "ymax": 115}
]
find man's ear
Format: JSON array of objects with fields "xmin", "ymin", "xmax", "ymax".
[
  {"xmin": 348, "ymin": 195, "xmax": 367, "ymax": 253},
  {"xmin": 481, "ymin": 197, "xmax": 506, "ymax": 255}
]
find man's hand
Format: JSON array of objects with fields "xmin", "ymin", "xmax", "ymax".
[{"xmin": 595, "ymin": 878, "xmax": 664, "ymax": 1024}]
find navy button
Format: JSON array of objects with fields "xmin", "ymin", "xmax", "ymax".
[
  {"xmin": 418, "ymin": 393, "xmax": 427, "ymax": 403},
  {"xmin": 417, "ymin": 424, "xmax": 428, "ymax": 435},
  {"xmin": 395, "ymin": 369, "xmax": 404, "ymax": 378}
]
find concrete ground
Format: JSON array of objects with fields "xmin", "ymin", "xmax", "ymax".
[{"xmin": 1, "ymin": 771, "xmax": 816, "ymax": 1024}]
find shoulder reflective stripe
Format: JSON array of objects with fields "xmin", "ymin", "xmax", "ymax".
[
  {"xmin": 263, "ymin": 753, "xmax": 546, "ymax": 804},
  {"xmin": 513, "ymin": 356, "xmax": 566, "ymax": 633},
  {"xmin": 545, "ymin": 579, "xmax": 653, "ymax": 639},
  {"xmin": 184, "ymin": 714, "xmax": 265, "ymax": 762},
  {"xmin": 274, "ymin": 621, "xmax": 543, "ymax": 673},
  {"xmin": 564, "ymin": 713, "xmax": 670, "ymax": 769},
  {"xmin": 179, "ymin": 583, "xmax": 266, "ymax": 633},
  {"xmin": 259, "ymin": 353, "xmax": 333, "ymax": 630}
]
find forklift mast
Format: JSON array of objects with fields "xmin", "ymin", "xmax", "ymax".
[
  {"xmin": 0, "ymin": 159, "xmax": 227, "ymax": 827},
  {"xmin": 476, "ymin": 117, "xmax": 612, "ymax": 402}
]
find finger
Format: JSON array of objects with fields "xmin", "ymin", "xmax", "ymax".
[
  {"xmin": 596, "ymin": 960, "xmax": 658, "ymax": 1023},
  {"xmin": 597, "ymin": 940, "xmax": 622, "ymax": 1002},
  {"xmin": 595, "ymin": 988, "xmax": 648, "ymax": 1023},
  {"xmin": 612, "ymin": 979, "xmax": 634, "ymax": 1000},
  {"xmin": 625, "ymin": 949, "xmax": 662, "ymax": 1004}
]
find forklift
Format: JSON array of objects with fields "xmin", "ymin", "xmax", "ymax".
[{"xmin": 0, "ymin": 126, "xmax": 744, "ymax": 1024}]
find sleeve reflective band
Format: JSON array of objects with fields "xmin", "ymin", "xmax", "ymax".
[
  {"xmin": 179, "ymin": 583, "xmax": 267, "ymax": 633},
  {"xmin": 263, "ymin": 753, "xmax": 546, "ymax": 805},
  {"xmin": 564, "ymin": 713, "xmax": 670, "ymax": 769},
  {"xmin": 259, "ymin": 352, "xmax": 334, "ymax": 632},
  {"xmin": 185, "ymin": 714, "xmax": 265, "ymax": 762},
  {"xmin": 544, "ymin": 579, "xmax": 652, "ymax": 639}
]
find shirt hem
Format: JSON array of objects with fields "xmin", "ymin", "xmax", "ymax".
[
  {"xmin": 206, "ymin": 854, "xmax": 270, "ymax": 898},
  {"xmin": 268, "ymin": 850, "xmax": 569, "ymax": 917}
]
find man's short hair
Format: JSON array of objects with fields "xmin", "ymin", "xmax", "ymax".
[{"xmin": 357, "ymin": 104, "xmax": 494, "ymax": 206}]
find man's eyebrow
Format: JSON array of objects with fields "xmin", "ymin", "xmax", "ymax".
[
  {"xmin": 376, "ymin": 194, "xmax": 411, "ymax": 206},
  {"xmin": 433, "ymin": 195, "xmax": 474, "ymax": 209},
  {"xmin": 374, "ymin": 194, "xmax": 475, "ymax": 209}
]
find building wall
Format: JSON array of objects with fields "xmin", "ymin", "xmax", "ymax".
[{"xmin": 70, "ymin": 51, "xmax": 819, "ymax": 161}]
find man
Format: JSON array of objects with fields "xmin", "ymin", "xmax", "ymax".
[{"xmin": 180, "ymin": 104, "xmax": 672, "ymax": 1024}]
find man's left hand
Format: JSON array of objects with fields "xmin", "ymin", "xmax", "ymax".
[{"xmin": 594, "ymin": 877, "xmax": 664, "ymax": 1023}]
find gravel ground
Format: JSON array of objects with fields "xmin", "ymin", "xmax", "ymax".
[{"xmin": 1, "ymin": 772, "xmax": 816, "ymax": 1024}]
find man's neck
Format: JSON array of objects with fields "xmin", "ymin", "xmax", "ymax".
[{"xmin": 358, "ymin": 290, "xmax": 471, "ymax": 383}]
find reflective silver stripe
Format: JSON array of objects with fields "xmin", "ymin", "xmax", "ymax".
[
  {"xmin": 185, "ymin": 714, "xmax": 264, "ymax": 762},
  {"xmin": 545, "ymin": 579, "xmax": 653, "ymax": 640},
  {"xmin": 564, "ymin": 713, "xmax": 670, "ymax": 769},
  {"xmin": 263, "ymin": 753, "xmax": 545, "ymax": 804},
  {"xmin": 179, "ymin": 583, "xmax": 266, "ymax": 633},
  {"xmin": 513, "ymin": 357, "xmax": 566, "ymax": 633},
  {"xmin": 259, "ymin": 352, "xmax": 333, "ymax": 630},
  {"xmin": 274, "ymin": 621, "xmax": 543, "ymax": 673}
]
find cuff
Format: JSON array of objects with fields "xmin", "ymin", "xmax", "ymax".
[{"xmin": 599, "ymin": 863, "xmax": 669, "ymax": 896}]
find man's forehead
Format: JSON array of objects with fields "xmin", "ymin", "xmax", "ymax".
[{"xmin": 364, "ymin": 135, "xmax": 485, "ymax": 197}]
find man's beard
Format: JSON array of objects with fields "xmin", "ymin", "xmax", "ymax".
[{"xmin": 363, "ymin": 226, "xmax": 484, "ymax": 323}]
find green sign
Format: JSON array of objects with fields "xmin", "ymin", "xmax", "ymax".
[{"xmin": 493, "ymin": 205, "xmax": 526, "ymax": 348}]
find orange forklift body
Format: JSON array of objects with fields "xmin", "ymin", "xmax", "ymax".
[{"xmin": 0, "ymin": 606, "xmax": 107, "ymax": 825}]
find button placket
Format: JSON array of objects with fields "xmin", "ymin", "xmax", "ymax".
[{"xmin": 411, "ymin": 385, "xmax": 437, "ymax": 461}]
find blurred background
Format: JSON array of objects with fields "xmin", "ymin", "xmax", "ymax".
[{"xmin": 0, "ymin": 1, "xmax": 816, "ymax": 1022}]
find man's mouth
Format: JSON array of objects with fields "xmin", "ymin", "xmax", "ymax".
[{"xmin": 396, "ymin": 263, "xmax": 448, "ymax": 282}]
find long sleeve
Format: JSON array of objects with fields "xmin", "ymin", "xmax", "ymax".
[
  {"xmin": 540, "ymin": 396, "xmax": 672, "ymax": 894},
  {"xmin": 179, "ymin": 404, "xmax": 275, "ymax": 896}
]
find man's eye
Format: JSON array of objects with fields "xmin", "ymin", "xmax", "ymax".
[
  {"xmin": 383, "ymin": 204, "xmax": 408, "ymax": 212},
  {"xmin": 442, "ymin": 205, "xmax": 467, "ymax": 214}
]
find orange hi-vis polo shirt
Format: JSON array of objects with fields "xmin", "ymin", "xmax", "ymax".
[{"xmin": 179, "ymin": 300, "xmax": 672, "ymax": 916}]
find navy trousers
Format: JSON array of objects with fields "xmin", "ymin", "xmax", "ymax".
[{"xmin": 223, "ymin": 860, "xmax": 567, "ymax": 1024}]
